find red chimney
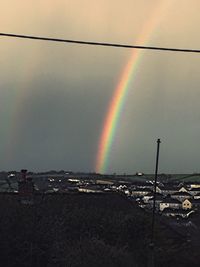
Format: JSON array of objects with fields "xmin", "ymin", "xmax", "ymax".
[{"xmin": 21, "ymin": 169, "xmax": 27, "ymax": 181}]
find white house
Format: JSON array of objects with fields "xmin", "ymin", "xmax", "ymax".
[
  {"xmin": 160, "ymin": 198, "xmax": 182, "ymax": 211},
  {"xmin": 130, "ymin": 188, "xmax": 152, "ymax": 197},
  {"xmin": 194, "ymin": 193, "xmax": 200, "ymax": 199},
  {"xmin": 182, "ymin": 199, "xmax": 193, "ymax": 210},
  {"xmin": 178, "ymin": 186, "xmax": 189, "ymax": 193}
]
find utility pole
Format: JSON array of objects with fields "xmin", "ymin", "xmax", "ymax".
[{"xmin": 149, "ymin": 138, "xmax": 161, "ymax": 267}]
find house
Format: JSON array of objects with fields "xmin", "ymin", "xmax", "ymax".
[
  {"xmin": 130, "ymin": 188, "xmax": 152, "ymax": 198},
  {"xmin": 178, "ymin": 186, "xmax": 189, "ymax": 193},
  {"xmin": 143, "ymin": 192, "xmax": 163, "ymax": 203},
  {"xmin": 159, "ymin": 197, "xmax": 182, "ymax": 211},
  {"xmin": 189, "ymin": 188, "xmax": 200, "ymax": 196},
  {"xmin": 157, "ymin": 185, "xmax": 178, "ymax": 196},
  {"xmin": 143, "ymin": 192, "xmax": 154, "ymax": 203},
  {"xmin": 78, "ymin": 185, "xmax": 103, "ymax": 193},
  {"xmin": 194, "ymin": 192, "xmax": 200, "ymax": 199},
  {"xmin": 124, "ymin": 189, "xmax": 130, "ymax": 195},
  {"xmin": 187, "ymin": 182, "xmax": 200, "ymax": 189},
  {"xmin": 148, "ymin": 195, "xmax": 164, "ymax": 210},
  {"xmin": 171, "ymin": 191, "xmax": 192, "ymax": 202},
  {"xmin": 162, "ymin": 208, "xmax": 194, "ymax": 218},
  {"xmin": 131, "ymin": 181, "xmax": 153, "ymax": 190},
  {"xmin": 182, "ymin": 199, "xmax": 193, "ymax": 210},
  {"xmin": 156, "ymin": 186, "xmax": 162, "ymax": 194}
]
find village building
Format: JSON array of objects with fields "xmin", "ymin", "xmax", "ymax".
[
  {"xmin": 142, "ymin": 192, "xmax": 163, "ymax": 203},
  {"xmin": 186, "ymin": 182, "xmax": 200, "ymax": 189},
  {"xmin": 178, "ymin": 186, "xmax": 189, "ymax": 193},
  {"xmin": 130, "ymin": 188, "xmax": 152, "ymax": 198},
  {"xmin": 131, "ymin": 181, "xmax": 153, "ymax": 190},
  {"xmin": 148, "ymin": 195, "xmax": 164, "ymax": 210},
  {"xmin": 194, "ymin": 192, "xmax": 200, "ymax": 199},
  {"xmin": 156, "ymin": 185, "xmax": 178, "ymax": 196},
  {"xmin": 142, "ymin": 192, "xmax": 154, "ymax": 203},
  {"xmin": 182, "ymin": 199, "xmax": 193, "ymax": 210},
  {"xmin": 159, "ymin": 197, "xmax": 182, "ymax": 211},
  {"xmin": 189, "ymin": 188, "xmax": 200, "ymax": 196},
  {"xmin": 156, "ymin": 186, "xmax": 162, "ymax": 194},
  {"xmin": 171, "ymin": 191, "xmax": 192, "ymax": 202},
  {"xmin": 162, "ymin": 208, "xmax": 194, "ymax": 218},
  {"xmin": 78, "ymin": 184, "xmax": 103, "ymax": 193}
]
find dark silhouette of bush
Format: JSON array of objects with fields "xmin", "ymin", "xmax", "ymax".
[{"xmin": 0, "ymin": 193, "xmax": 199, "ymax": 267}]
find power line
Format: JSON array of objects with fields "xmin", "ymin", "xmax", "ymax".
[{"xmin": 1, "ymin": 32, "xmax": 200, "ymax": 54}]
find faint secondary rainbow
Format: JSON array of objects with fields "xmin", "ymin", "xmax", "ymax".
[
  {"xmin": 3, "ymin": 5, "xmax": 58, "ymax": 162},
  {"xmin": 4, "ymin": 47, "xmax": 42, "ymax": 162},
  {"xmin": 95, "ymin": 2, "xmax": 172, "ymax": 174}
]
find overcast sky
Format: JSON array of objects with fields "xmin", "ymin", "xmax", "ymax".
[{"xmin": 1, "ymin": 0, "xmax": 200, "ymax": 174}]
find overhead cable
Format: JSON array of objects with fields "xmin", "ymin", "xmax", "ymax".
[{"xmin": 0, "ymin": 32, "xmax": 200, "ymax": 54}]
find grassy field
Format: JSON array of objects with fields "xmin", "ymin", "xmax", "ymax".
[
  {"xmin": 122, "ymin": 173, "xmax": 200, "ymax": 183},
  {"xmin": 169, "ymin": 174, "xmax": 200, "ymax": 182}
]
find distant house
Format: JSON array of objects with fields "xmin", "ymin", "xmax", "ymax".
[
  {"xmin": 156, "ymin": 185, "xmax": 178, "ymax": 196},
  {"xmin": 178, "ymin": 186, "xmax": 189, "ymax": 193},
  {"xmin": 131, "ymin": 181, "xmax": 153, "ymax": 190},
  {"xmin": 142, "ymin": 192, "xmax": 154, "ymax": 203},
  {"xmin": 156, "ymin": 186, "xmax": 162, "ymax": 194},
  {"xmin": 131, "ymin": 188, "xmax": 152, "ymax": 198},
  {"xmin": 148, "ymin": 195, "xmax": 164, "ymax": 210},
  {"xmin": 171, "ymin": 191, "xmax": 192, "ymax": 202},
  {"xmin": 142, "ymin": 192, "xmax": 163, "ymax": 203},
  {"xmin": 159, "ymin": 197, "xmax": 182, "ymax": 211},
  {"xmin": 117, "ymin": 185, "xmax": 127, "ymax": 191},
  {"xmin": 194, "ymin": 193, "xmax": 200, "ymax": 199},
  {"xmin": 189, "ymin": 188, "xmax": 200, "ymax": 196},
  {"xmin": 78, "ymin": 185, "xmax": 103, "ymax": 193},
  {"xmin": 162, "ymin": 208, "xmax": 194, "ymax": 218},
  {"xmin": 96, "ymin": 180, "xmax": 114, "ymax": 185},
  {"xmin": 124, "ymin": 189, "xmax": 131, "ymax": 196},
  {"xmin": 187, "ymin": 182, "xmax": 200, "ymax": 189},
  {"xmin": 182, "ymin": 199, "xmax": 193, "ymax": 210}
]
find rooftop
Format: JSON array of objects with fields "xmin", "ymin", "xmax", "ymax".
[{"xmin": 161, "ymin": 198, "xmax": 181, "ymax": 204}]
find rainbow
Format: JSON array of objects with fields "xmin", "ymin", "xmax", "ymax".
[
  {"xmin": 95, "ymin": 2, "xmax": 172, "ymax": 174},
  {"xmin": 4, "ymin": 47, "xmax": 41, "ymax": 162}
]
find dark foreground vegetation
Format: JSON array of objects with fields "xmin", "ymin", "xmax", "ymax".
[{"xmin": 0, "ymin": 192, "xmax": 199, "ymax": 267}]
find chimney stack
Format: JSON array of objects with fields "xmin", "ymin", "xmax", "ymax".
[{"xmin": 21, "ymin": 169, "xmax": 27, "ymax": 181}]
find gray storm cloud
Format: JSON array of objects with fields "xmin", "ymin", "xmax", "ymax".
[{"xmin": 1, "ymin": 0, "xmax": 200, "ymax": 173}]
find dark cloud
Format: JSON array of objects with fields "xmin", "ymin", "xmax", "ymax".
[{"xmin": 1, "ymin": 1, "xmax": 200, "ymax": 173}]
